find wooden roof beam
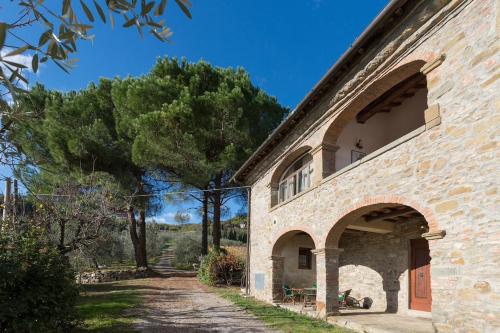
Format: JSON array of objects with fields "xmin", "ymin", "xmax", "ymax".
[
  {"xmin": 356, "ymin": 73, "xmax": 426, "ymax": 123},
  {"xmin": 364, "ymin": 206, "xmax": 415, "ymax": 223}
]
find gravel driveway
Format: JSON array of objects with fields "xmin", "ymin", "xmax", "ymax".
[
  {"xmin": 132, "ymin": 276, "xmax": 277, "ymax": 333},
  {"xmin": 129, "ymin": 250, "xmax": 277, "ymax": 332}
]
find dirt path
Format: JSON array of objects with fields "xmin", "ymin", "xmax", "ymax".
[{"xmin": 131, "ymin": 253, "xmax": 277, "ymax": 332}]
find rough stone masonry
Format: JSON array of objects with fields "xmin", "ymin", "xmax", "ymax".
[{"xmin": 234, "ymin": 0, "xmax": 500, "ymax": 332}]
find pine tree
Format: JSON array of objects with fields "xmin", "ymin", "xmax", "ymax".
[
  {"xmin": 124, "ymin": 58, "xmax": 287, "ymax": 250},
  {"xmin": 11, "ymin": 82, "xmax": 153, "ymax": 267}
]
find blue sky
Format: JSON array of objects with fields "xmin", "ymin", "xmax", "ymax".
[{"xmin": 1, "ymin": 0, "xmax": 389, "ymax": 223}]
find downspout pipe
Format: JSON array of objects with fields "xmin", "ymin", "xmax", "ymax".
[{"xmin": 245, "ymin": 187, "xmax": 251, "ymax": 295}]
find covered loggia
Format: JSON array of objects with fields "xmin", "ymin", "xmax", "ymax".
[
  {"xmin": 270, "ymin": 230, "xmax": 317, "ymax": 301},
  {"xmin": 317, "ymin": 202, "xmax": 433, "ymax": 316},
  {"xmin": 321, "ymin": 61, "xmax": 429, "ymax": 177}
]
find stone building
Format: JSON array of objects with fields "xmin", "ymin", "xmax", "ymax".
[{"xmin": 233, "ymin": 0, "xmax": 499, "ymax": 332}]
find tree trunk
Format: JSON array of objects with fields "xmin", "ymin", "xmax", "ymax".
[
  {"xmin": 202, "ymin": 189, "xmax": 209, "ymax": 255},
  {"xmin": 212, "ymin": 173, "xmax": 222, "ymax": 250},
  {"xmin": 92, "ymin": 257, "xmax": 99, "ymax": 270},
  {"xmin": 127, "ymin": 205, "xmax": 141, "ymax": 266},
  {"xmin": 137, "ymin": 209, "xmax": 148, "ymax": 268},
  {"xmin": 58, "ymin": 219, "xmax": 66, "ymax": 252}
]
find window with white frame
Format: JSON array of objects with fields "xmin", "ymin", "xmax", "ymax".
[{"xmin": 278, "ymin": 154, "xmax": 313, "ymax": 204}]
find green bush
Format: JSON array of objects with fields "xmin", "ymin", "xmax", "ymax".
[
  {"xmin": 172, "ymin": 234, "xmax": 202, "ymax": 270},
  {"xmin": 197, "ymin": 249, "xmax": 221, "ymax": 285},
  {"xmin": 198, "ymin": 249, "xmax": 244, "ymax": 286},
  {"xmin": 0, "ymin": 228, "xmax": 79, "ymax": 332}
]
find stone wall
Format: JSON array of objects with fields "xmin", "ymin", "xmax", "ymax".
[
  {"xmin": 246, "ymin": 0, "xmax": 500, "ymax": 332},
  {"xmin": 77, "ymin": 267, "xmax": 155, "ymax": 284},
  {"xmin": 339, "ymin": 231, "xmax": 410, "ymax": 313}
]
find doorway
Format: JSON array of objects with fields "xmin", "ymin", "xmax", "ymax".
[{"xmin": 410, "ymin": 238, "xmax": 431, "ymax": 312}]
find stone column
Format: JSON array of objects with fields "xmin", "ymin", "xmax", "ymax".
[
  {"xmin": 268, "ymin": 182, "xmax": 279, "ymax": 207},
  {"xmin": 311, "ymin": 143, "xmax": 338, "ymax": 185},
  {"xmin": 422, "ymin": 230, "xmax": 449, "ymax": 331},
  {"xmin": 313, "ymin": 248, "xmax": 343, "ymax": 317},
  {"xmin": 269, "ymin": 256, "xmax": 285, "ymax": 302}
]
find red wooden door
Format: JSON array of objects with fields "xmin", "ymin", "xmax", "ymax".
[{"xmin": 410, "ymin": 238, "xmax": 432, "ymax": 312}]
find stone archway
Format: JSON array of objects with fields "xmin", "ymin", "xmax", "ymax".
[
  {"xmin": 315, "ymin": 198, "xmax": 443, "ymax": 317},
  {"xmin": 320, "ymin": 60, "xmax": 429, "ymax": 178},
  {"xmin": 270, "ymin": 229, "xmax": 318, "ymax": 301},
  {"xmin": 269, "ymin": 146, "xmax": 312, "ymax": 207},
  {"xmin": 322, "ymin": 60, "xmax": 427, "ymax": 145},
  {"xmin": 323, "ymin": 195, "xmax": 441, "ymax": 244}
]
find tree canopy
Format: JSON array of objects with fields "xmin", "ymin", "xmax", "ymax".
[
  {"xmin": 113, "ymin": 58, "xmax": 287, "ymax": 248},
  {"xmin": 10, "ymin": 56, "xmax": 287, "ymax": 260},
  {"xmin": 0, "ymin": 0, "xmax": 192, "ymax": 104},
  {"xmin": 11, "ymin": 81, "xmax": 155, "ymax": 267}
]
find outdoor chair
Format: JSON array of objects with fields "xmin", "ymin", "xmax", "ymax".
[
  {"xmin": 302, "ymin": 288, "xmax": 317, "ymax": 310},
  {"xmin": 347, "ymin": 296, "xmax": 372, "ymax": 309},
  {"xmin": 338, "ymin": 289, "xmax": 352, "ymax": 309},
  {"xmin": 282, "ymin": 285, "xmax": 296, "ymax": 303}
]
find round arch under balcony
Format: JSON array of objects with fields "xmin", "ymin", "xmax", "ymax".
[
  {"xmin": 320, "ymin": 197, "xmax": 440, "ymax": 313},
  {"xmin": 270, "ymin": 229, "xmax": 318, "ymax": 301},
  {"xmin": 320, "ymin": 60, "xmax": 429, "ymax": 177},
  {"xmin": 323, "ymin": 200, "xmax": 432, "ymax": 248}
]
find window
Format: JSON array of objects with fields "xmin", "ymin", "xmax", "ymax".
[
  {"xmin": 278, "ymin": 154, "xmax": 313, "ymax": 204},
  {"xmin": 298, "ymin": 247, "xmax": 312, "ymax": 270}
]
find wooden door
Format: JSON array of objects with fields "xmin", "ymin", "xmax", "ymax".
[{"xmin": 410, "ymin": 238, "xmax": 431, "ymax": 312}]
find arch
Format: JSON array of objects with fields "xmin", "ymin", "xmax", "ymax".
[
  {"xmin": 269, "ymin": 145, "xmax": 312, "ymax": 187},
  {"xmin": 271, "ymin": 229, "xmax": 318, "ymax": 300},
  {"xmin": 272, "ymin": 228, "xmax": 318, "ymax": 256},
  {"xmin": 322, "ymin": 195, "xmax": 438, "ymax": 249},
  {"xmin": 322, "ymin": 196, "xmax": 437, "ymax": 313},
  {"xmin": 322, "ymin": 60, "xmax": 427, "ymax": 146}
]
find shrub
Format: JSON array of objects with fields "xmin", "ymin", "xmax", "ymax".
[
  {"xmin": 197, "ymin": 249, "xmax": 221, "ymax": 285},
  {"xmin": 172, "ymin": 234, "xmax": 202, "ymax": 270},
  {"xmin": 0, "ymin": 227, "xmax": 79, "ymax": 332},
  {"xmin": 198, "ymin": 249, "xmax": 244, "ymax": 286}
]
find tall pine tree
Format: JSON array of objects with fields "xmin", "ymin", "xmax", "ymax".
[
  {"xmin": 118, "ymin": 58, "xmax": 287, "ymax": 250},
  {"xmin": 11, "ymin": 82, "xmax": 154, "ymax": 267}
]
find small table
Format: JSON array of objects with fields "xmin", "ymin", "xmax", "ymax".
[{"xmin": 290, "ymin": 288, "xmax": 304, "ymax": 304}]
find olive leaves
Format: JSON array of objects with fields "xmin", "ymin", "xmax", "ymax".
[{"xmin": 0, "ymin": 0, "xmax": 192, "ymax": 103}]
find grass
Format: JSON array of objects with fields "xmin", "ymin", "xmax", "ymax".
[
  {"xmin": 76, "ymin": 282, "xmax": 143, "ymax": 332},
  {"xmin": 216, "ymin": 288, "xmax": 353, "ymax": 333}
]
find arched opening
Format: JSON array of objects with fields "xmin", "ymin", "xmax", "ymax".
[
  {"xmin": 324, "ymin": 203, "xmax": 432, "ymax": 314},
  {"xmin": 322, "ymin": 61, "xmax": 428, "ymax": 176},
  {"xmin": 271, "ymin": 230, "xmax": 317, "ymax": 301},
  {"xmin": 277, "ymin": 153, "xmax": 314, "ymax": 203},
  {"xmin": 269, "ymin": 146, "xmax": 313, "ymax": 207}
]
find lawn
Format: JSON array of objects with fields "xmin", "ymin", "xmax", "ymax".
[
  {"xmin": 76, "ymin": 282, "xmax": 143, "ymax": 332},
  {"xmin": 216, "ymin": 288, "xmax": 354, "ymax": 333}
]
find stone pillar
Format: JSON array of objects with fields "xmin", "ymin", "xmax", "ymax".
[
  {"xmin": 268, "ymin": 182, "xmax": 279, "ymax": 208},
  {"xmin": 424, "ymin": 104, "xmax": 441, "ymax": 130},
  {"xmin": 313, "ymin": 248, "xmax": 343, "ymax": 317},
  {"xmin": 311, "ymin": 143, "xmax": 338, "ymax": 185},
  {"xmin": 269, "ymin": 256, "xmax": 285, "ymax": 301},
  {"xmin": 422, "ymin": 230, "xmax": 449, "ymax": 331}
]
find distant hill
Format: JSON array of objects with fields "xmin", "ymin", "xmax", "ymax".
[{"xmin": 156, "ymin": 215, "xmax": 247, "ymax": 243}]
